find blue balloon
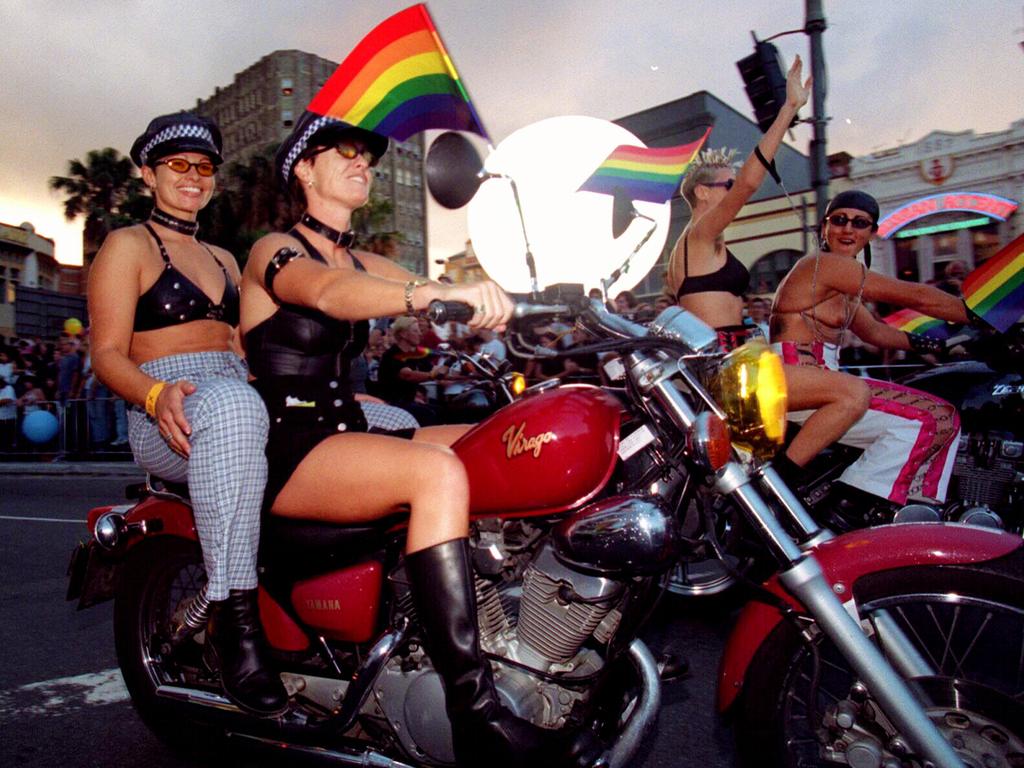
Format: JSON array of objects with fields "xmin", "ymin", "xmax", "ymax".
[{"xmin": 22, "ymin": 410, "xmax": 59, "ymax": 444}]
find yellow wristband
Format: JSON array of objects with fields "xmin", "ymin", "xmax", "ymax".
[{"xmin": 145, "ymin": 381, "xmax": 167, "ymax": 418}]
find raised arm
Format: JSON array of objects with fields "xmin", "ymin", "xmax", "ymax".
[{"xmin": 692, "ymin": 56, "xmax": 811, "ymax": 241}]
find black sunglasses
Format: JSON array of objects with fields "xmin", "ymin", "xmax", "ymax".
[
  {"xmin": 826, "ymin": 213, "xmax": 874, "ymax": 230},
  {"xmin": 702, "ymin": 179, "xmax": 734, "ymax": 191},
  {"xmin": 310, "ymin": 141, "xmax": 380, "ymax": 168}
]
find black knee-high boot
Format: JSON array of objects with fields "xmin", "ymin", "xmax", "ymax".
[
  {"xmin": 405, "ymin": 538, "xmax": 574, "ymax": 768},
  {"xmin": 206, "ymin": 589, "xmax": 288, "ymax": 717}
]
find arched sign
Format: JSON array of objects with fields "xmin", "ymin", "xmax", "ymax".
[{"xmin": 878, "ymin": 192, "xmax": 1018, "ymax": 239}]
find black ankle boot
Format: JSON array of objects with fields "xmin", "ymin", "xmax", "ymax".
[
  {"xmin": 206, "ymin": 589, "xmax": 288, "ymax": 717},
  {"xmin": 405, "ymin": 539, "xmax": 600, "ymax": 768},
  {"xmin": 770, "ymin": 452, "xmax": 809, "ymax": 491}
]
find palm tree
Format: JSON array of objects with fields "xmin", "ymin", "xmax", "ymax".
[{"xmin": 49, "ymin": 148, "xmax": 148, "ymax": 263}]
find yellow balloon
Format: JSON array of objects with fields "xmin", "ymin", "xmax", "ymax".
[{"xmin": 64, "ymin": 317, "xmax": 83, "ymax": 336}]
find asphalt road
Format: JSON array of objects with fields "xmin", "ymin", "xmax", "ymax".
[{"xmin": 0, "ymin": 473, "xmax": 738, "ymax": 768}]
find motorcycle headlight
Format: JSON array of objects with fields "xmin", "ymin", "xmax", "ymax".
[
  {"xmin": 713, "ymin": 340, "xmax": 787, "ymax": 460},
  {"xmin": 509, "ymin": 372, "xmax": 527, "ymax": 397}
]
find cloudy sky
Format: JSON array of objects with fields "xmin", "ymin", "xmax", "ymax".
[{"xmin": 2, "ymin": 0, "xmax": 1022, "ymax": 268}]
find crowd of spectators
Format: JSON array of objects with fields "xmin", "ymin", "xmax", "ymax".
[{"xmin": 0, "ymin": 332, "xmax": 128, "ymax": 453}]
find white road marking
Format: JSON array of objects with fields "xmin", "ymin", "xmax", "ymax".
[
  {"xmin": 0, "ymin": 668, "xmax": 129, "ymax": 717},
  {"xmin": 0, "ymin": 515, "xmax": 87, "ymax": 523}
]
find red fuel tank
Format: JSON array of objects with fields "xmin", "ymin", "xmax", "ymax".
[{"xmin": 454, "ymin": 385, "xmax": 622, "ymax": 517}]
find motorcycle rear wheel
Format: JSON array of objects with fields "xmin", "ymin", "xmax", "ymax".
[
  {"xmin": 735, "ymin": 562, "xmax": 1024, "ymax": 767},
  {"xmin": 113, "ymin": 537, "xmax": 222, "ymax": 751}
]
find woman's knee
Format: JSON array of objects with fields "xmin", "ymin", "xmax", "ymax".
[
  {"xmin": 412, "ymin": 444, "xmax": 469, "ymax": 496},
  {"xmin": 186, "ymin": 379, "xmax": 269, "ymax": 436}
]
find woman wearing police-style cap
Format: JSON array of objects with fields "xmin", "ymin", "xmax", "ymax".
[
  {"xmin": 770, "ymin": 189, "xmax": 973, "ymax": 515},
  {"xmin": 88, "ymin": 112, "xmax": 287, "ymax": 717},
  {"xmin": 238, "ymin": 112, "xmax": 590, "ymax": 767}
]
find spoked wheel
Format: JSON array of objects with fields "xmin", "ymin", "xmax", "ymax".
[
  {"xmin": 113, "ymin": 538, "xmax": 220, "ymax": 747},
  {"xmin": 736, "ymin": 563, "xmax": 1024, "ymax": 767}
]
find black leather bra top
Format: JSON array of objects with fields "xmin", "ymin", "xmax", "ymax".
[
  {"xmin": 244, "ymin": 229, "xmax": 369, "ymax": 381},
  {"xmin": 675, "ymin": 232, "xmax": 750, "ymax": 298},
  {"xmin": 134, "ymin": 224, "xmax": 239, "ymax": 332}
]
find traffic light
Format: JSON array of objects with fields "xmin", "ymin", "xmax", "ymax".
[{"xmin": 736, "ymin": 40, "xmax": 791, "ymax": 133}]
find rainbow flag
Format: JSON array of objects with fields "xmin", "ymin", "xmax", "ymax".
[
  {"xmin": 308, "ymin": 4, "xmax": 488, "ymax": 142},
  {"xmin": 962, "ymin": 232, "xmax": 1024, "ymax": 333},
  {"xmin": 882, "ymin": 308, "xmax": 951, "ymax": 339},
  {"xmin": 577, "ymin": 128, "xmax": 711, "ymax": 204}
]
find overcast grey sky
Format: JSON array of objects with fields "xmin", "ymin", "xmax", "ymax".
[{"xmin": 1, "ymin": 0, "xmax": 1022, "ymax": 267}]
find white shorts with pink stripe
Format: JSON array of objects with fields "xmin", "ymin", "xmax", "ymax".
[{"xmin": 775, "ymin": 341, "xmax": 960, "ymax": 505}]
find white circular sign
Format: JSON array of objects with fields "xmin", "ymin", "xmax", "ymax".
[{"xmin": 468, "ymin": 116, "xmax": 670, "ymax": 295}]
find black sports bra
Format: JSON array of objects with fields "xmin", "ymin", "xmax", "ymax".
[
  {"xmin": 133, "ymin": 223, "xmax": 240, "ymax": 332},
  {"xmin": 675, "ymin": 232, "xmax": 750, "ymax": 299},
  {"xmin": 244, "ymin": 229, "xmax": 369, "ymax": 381}
]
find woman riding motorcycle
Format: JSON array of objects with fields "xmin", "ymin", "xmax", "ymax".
[
  {"xmin": 770, "ymin": 190, "xmax": 974, "ymax": 508},
  {"xmin": 240, "ymin": 111, "xmax": 589, "ymax": 768}
]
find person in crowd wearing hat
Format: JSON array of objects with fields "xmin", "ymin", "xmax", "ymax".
[
  {"xmin": 240, "ymin": 112, "xmax": 589, "ymax": 767},
  {"xmin": 770, "ymin": 190, "xmax": 972, "ymax": 512},
  {"xmin": 87, "ymin": 112, "xmax": 287, "ymax": 716}
]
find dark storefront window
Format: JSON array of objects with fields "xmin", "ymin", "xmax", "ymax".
[
  {"xmin": 894, "ymin": 238, "xmax": 919, "ymax": 282},
  {"xmin": 748, "ymin": 249, "xmax": 802, "ymax": 295},
  {"xmin": 972, "ymin": 222, "xmax": 1001, "ymax": 264}
]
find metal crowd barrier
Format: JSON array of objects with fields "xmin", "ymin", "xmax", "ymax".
[{"xmin": 0, "ymin": 396, "xmax": 133, "ymax": 461}]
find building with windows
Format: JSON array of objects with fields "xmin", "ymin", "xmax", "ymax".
[
  {"xmin": 842, "ymin": 120, "xmax": 1023, "ymax": 283},
  {"xmin": 614, "ymin": 91, "xmax": 812, "ymax": 300},
  {"xmin": 192, "ymin": 49, "xmax": 428, "ymax": 274},
  {"xmin": 0, "ymin": 221, "xmax": 61, "ymax": 337}
]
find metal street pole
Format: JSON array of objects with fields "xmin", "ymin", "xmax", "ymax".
[{"xmin": 806, "ymin": 0, "xmax": 829, "ymax": 222}]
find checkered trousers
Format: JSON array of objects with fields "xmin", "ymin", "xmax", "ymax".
[{"xmin": 128, "ymin": 351, "xmax": 268, "ymax": 600}]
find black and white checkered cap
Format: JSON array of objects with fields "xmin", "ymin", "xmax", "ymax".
[
  {"xmin": 275, "ymin": 111, "xmax": 388, "ymax": 188},
  {"xmin": 130, "ymin": 113, "xmax": 223, "ymax": 168}
]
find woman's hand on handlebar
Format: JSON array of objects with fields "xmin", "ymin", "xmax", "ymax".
[
  {"xmin": 439, "ymin": 280, "xmax": 514, "ymax": 331},
  {"xmin": 156, "ymin": 380, "xmax": 195, "ymax": 458}
]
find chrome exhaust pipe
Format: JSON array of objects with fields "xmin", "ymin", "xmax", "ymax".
[{"xmin": 599, "ymin": 639, "xmax": 662, "ymax": 768}]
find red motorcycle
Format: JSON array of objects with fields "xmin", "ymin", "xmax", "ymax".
[{"xmin": 68, "ymin": 292, "xmax": 1024, "ymax": 768}]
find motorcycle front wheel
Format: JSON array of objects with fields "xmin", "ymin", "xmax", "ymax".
[
  {"xmin": 735, "ymin": 561, "xmax": 1024, "ymax": 767},
  {"xmin": 113, "ymin": 537, "xmax": 221, "ymax": 750}
]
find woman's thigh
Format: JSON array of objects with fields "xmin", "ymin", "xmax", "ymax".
[
  {"xmin": 272, "ymin": 432, "xmax": 461, "ymax": 521},
  {"xmin": 785, "ymin": 364, "xmax": 867, "ymax": 411}
]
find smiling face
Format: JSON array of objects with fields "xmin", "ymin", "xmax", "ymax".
[
  {"xmin": 142, "ymin": 151, "xmax": 216, "ymax": 218},
  {"xmin": 822, "ymin": 207, "xmax": 876, "ymax": 258},
  {"xmin": 298, "ymin": 139, "xmax": 374, "ymax": 212}
]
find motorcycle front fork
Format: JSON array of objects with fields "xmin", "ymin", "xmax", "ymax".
[{"xmin": 717, "ymin": 461, "xmax": 964, "ymax": 768}]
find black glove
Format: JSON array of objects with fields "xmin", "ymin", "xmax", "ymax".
[
  {"xmin": 905, "ymin": 331, "xmax": 944, "ymax": 356},
  {"xmin": 962, "ymin": 299, "xmax": 995, "ymax": 332}
]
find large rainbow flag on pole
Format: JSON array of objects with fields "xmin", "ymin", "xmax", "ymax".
[
  {"xmin": 882, "ymin": 308, "xmax": 951, "ymax": 339},
  {"xmin": 577, "ymin": 128, "xmax": 711, "ymax": 204},
  {"xmin": 961, "ymin": 231, "xmax": 1024, "ymax": 333},
  {"xmin": 308, "ymin": 4, "xmax": 489, "ymax": 142}
]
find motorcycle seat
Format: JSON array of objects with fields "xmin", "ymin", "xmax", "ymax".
[{"xmin": 259, "ymin": 514, "xmax": 404, "ymax": 577}]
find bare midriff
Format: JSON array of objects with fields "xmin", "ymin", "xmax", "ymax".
[{"xmin": 129, "ymin": 320, "xmax": 235, "ymax": 365}]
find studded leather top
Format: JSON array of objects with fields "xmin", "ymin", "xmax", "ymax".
[{"xmin": 133, "ymin": 224, "xmax": 240, "ymax": 332}]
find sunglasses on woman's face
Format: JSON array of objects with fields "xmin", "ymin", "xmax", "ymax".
[
  {"xmin": 326, "ymin": 141, "xmax": 380, "ymax": 168},
  {"xmin": 702, "ymin": 179, "xmax": 735, "ymax": 191},
  {"xmin": 155, "ymin": 158, "xmax": 217, "ymax": 177},
  {"xmin": 826, "ymin": 213, "xmax": 874, "ymax": 230}
]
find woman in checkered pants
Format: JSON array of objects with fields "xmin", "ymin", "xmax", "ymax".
[{"xmin": 87, "ymin": 112, "xmax": 286, "ymax": 717}]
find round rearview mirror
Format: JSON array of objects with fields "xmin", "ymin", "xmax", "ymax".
[{"xmin": 426, "ymin": 132, "xmax": 486, "ymax": 209}]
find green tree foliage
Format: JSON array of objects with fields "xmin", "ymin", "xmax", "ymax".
[{"xmin": 49, "ymin": 147, "xmax": 149, "ymax": 260}]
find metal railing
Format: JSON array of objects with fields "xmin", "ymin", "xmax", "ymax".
[{"xmin": 0, "ymin": 396, "xmax": 133, "ymax": 461}]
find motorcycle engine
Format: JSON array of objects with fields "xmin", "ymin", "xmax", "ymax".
[
  {"xmin": 952, "ymin": 433, "xmax": 1023, "ymax": 520},
  {"xmin": 371, "ymin": 535, "xmax": 623, "ymax": 765}
]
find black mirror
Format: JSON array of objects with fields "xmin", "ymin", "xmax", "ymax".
[
  {"xmin": 612, "ymin": 187, "xmax": 639, "ymax": 239},
  {"xmin": 426, "ymin": 132, "xmax": 485, "ymax": 209}
]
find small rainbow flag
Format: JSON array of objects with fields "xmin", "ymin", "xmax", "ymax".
[
  {"xmin": 308, "ymin": 4, "xmax": 488, "ymax": 142},
  {"xmin": 882, "ymin": 308, "xmax": 951, "ymax": 339},
  {"xmin": 962, "ymin": 232, "xmax": 1024, "ymax": 333},
  {"xmin": 577, "ymin": 128, "xmax": 711, "ymax": 204}
]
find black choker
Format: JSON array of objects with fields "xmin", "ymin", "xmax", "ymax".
[
  {"xmin": 150, "ymin": 207, "xmax": 199, "ymax": 237},
  {"xmin": 301, "ymin": 213, "xmax": 355, "ymax": 247}
]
